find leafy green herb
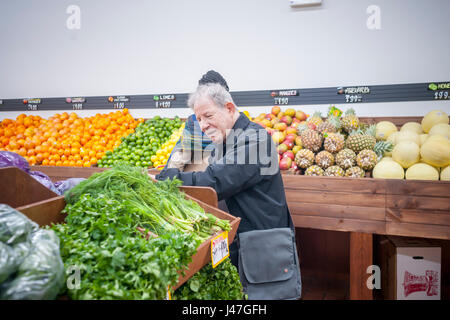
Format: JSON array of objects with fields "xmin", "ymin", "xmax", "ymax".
[
  {"xmin": 173, "ymin": 259, "xmax": 245, "ymax": 300},
  {"xmin": 51, "ymin": 194, "xmax": 200, "ymax": 300},
  {"xmin": 64, "ymin": 165, "xmax": 230, "ymax": 241}
]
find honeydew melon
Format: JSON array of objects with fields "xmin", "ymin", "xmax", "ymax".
[
  {"xmin": 387, "ymin": 131, "xmax": 399, "ymax": 145},
  {"xmin": 421, "ymin": 110, "xmax": 449, "ymax": 133},
  {"xmin": 400, "ymin": 122, "xmax": 423, "ymax": 134},
  {"xmin": 441, "ymin": 165, "xmax": 450, "ymax": 181},
  {"xmin": 376, "ymin": 121, "xmax": 398, "ymax": 141},
  {"xmin": 420, "ymin": 135, "xmax": 450, "ymax": 167},
  {"xmin": 392, "ymin": 141, "xmax": 420, "ymax": 169},
  {"xmin": 428, "ymin": 123, "xmax": 450, "ymax": 139},
  {"xmin": 396, "ymin": 131, "xmax": 420, "ymax": 146},
  {"xmin": 419, "ymin": 134, "xmax": 429, "ymax": 146},
  {"xmin": 405, "ymin": 163, "xmax": 439, "ymax": 181},
  {"xmin": 372, "ymin": 160, "xmax": 405, "ymax": 179}
]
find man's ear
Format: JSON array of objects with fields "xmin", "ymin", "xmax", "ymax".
[{"xmin": 225, "ymin": 102, "xmax": 235, "ymax": 114}]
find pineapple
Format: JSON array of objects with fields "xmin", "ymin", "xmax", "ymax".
[
  {"xmin": 317, "ymin": 115, "xmax": 341, "ymax": 135},
  {"xmin": 315, "ymin": 151, "xmax": 335, "ymax": 169},
  {"xmin": 373, "ymin": 141, "xmax": 394, "ymax": 158},
  {"xmin": 323, "ymin": 132, "xmax": 345, "ymax": 153},
  {"xmin": 336, "ymin": 148, "xmax": 357, "ymax": 169},
  {"xmin": 305, "ymin": 165, "xmax": 324, "ymax": 176},
  {"xmin": 295, "ymin": 149, "xmax": 315, "ymax": 169},
  {"xmin": 341, "ymin": 108, "xmax": 360, "ymax": 133},
  {"xmin": 324, "ymin": 165, "xmax": 345, "ymax": 177},
  {"xmin": 345, "ymin": 166, "xmax": 365, "ymax": 178},
  {"xmin": 298, "ymin": 124, "xmax": 323, "ymax": 152},
  {"xmin": 307, "ymin": 111, "xmax": 323, "ymax": 127},
  {"xmin": 345, "ymin": 125, "xmax": 376, "ymax": 153},
  {"xmin": 356, "ymin": 149, "xmax": 378, "ymax": 171}
]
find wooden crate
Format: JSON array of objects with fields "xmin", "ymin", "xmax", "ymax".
[
  {"xmin": 283, "ymin": 174, "xmax": 450, "ymax": 240},
  {"xmin": 6, "ymin": 165, "xmax": 238, "ymax": 291},
  {"xmin": 0, "ymin": 166, "xmax": 58, "ymax": 208}
]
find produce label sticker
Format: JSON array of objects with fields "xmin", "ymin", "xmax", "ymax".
[{"xmin": 211, "ymin": 231, "xmax": 229, "ymax": 268}]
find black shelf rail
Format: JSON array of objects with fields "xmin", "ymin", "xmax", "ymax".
[{"xmin": 0, "ymin": 81, "xmax": 448, "ymax": 112}]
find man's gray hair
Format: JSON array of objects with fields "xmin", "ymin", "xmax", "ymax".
[{"xmin": 187, "ymin": 83, "xmax": 235, "ymax": 109}]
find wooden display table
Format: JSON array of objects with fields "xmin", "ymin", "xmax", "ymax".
[
  {"xmin": 30, "ymin": 163, "xmax": 450, "ymax": 300},
  {"xmin": 283, "ymin": 175, "xmax": 450, "ymax": 300}
]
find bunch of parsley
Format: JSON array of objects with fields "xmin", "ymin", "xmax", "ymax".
[
  {"xmin": 51, "ymin": 194, "xmax": 200, "ymax": 300},
  {"xmin": 173, "ymin": 258, "xmax": 245, "ymax": 300}
]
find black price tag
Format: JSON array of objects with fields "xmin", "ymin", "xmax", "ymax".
[
  {"xmin": 345, "ymin": 94, "xmax": 363, "ymax": 103},
  {"xmin": 433, "ymin": 91, "xmax": 449, "ymax": 100},
  {"xmin": 66, "ymin": 97, "xmax": 85, "ymax": 110},
  {"xmin": 274, "ymin": 97, "xmax": 289, "ymax": 105},
  {"xmin": 23, "ymin": 98, "xmax": 41, "ymax": 111},
  {"xmin": 108, "ymin": 96, "xmax": 129, "ymax": 109},
  {"xmin": 155, "ymin": 101, "xmax": 171, "ymax": 108}
]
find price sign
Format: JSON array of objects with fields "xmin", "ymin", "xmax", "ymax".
[
  {"xmin": 434, "ymin": 91, "xmax": 449, "ymax": 100},
  {"xmin": 274, "ymin": 97, "xmax": 289, "ymax": 105},
  {"xmin": 23, "ymin": 98, "xmax": 41, "ymax": 111},
  {"xmin": 0, "ymin": 100, "xmax": 3, "ymax": 105},
  {"xmin": 108, "ymin": 96, "xmax": 129, "ymax": 109},
  {"xmin": 153, "ymin": 94, "xmax": 175, "ymax": 108},
  {"xmin": 345, "ymin": 94, "xmax": 362, "ymax": 103},
  {"xmin": 114, "ymin": 102, "xmax": 125, "ymax": 109},
  {"xmin": 66, "ymin": 97, "xmax": 85, "ymax": 110},
  {"xmin": 155, "ymin": 101, "xmax": 171, "ymax": 108},
  {"xmin": 211, "ymin": 231, "xmax": 229, "ymax": 268}
]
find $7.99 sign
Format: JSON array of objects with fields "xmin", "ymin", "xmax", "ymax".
[{"xmin": 211, "ymin": 231, "xmax": 229, "ymax": 268}]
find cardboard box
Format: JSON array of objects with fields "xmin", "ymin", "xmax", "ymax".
[{"xmin": 378, "ymin": 236, "xmax": 441, "ymax": 300}]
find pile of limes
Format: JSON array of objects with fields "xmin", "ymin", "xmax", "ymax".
[{"xmin": 97, "ymin": 116, "xmax": 182, "ymax": 168}]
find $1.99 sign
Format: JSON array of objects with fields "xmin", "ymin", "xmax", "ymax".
[{"xmin": 211, "ymin": 231, "xmax": 229, "ymax": 268}]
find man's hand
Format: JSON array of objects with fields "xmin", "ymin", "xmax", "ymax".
[{"xmin": 155, "ymin": 168, "xmax": 181, "ymax": 181}]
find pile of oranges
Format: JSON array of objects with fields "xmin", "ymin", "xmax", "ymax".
[{"xmin": 0, "ymin": 109, "xmax": 143, "ymax": 167}]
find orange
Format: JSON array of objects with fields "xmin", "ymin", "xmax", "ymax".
[
  {"xmin": 83, "ymin": 161, "xmax": 90, "ymax": 167},
  {"xmin": 42, "ymin": 159, "xmax": 49, "ymax": 166},
  {"xmin": 18, "ymin": 148, "xmax": 27, "ymax": 157}
]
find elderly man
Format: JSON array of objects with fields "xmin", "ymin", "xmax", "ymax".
[{"xmin": 156, "ymin": 83, "xmax": 291, "ymax": 264}]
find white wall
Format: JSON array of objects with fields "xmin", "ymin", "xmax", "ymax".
[{"xmin": 0, "ymin": 0, "xmax": 449, "ymax": 119}]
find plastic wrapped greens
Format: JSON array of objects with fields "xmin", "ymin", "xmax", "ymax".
[
  {"xmin": 0, "ymin": 229, "xmax": 65, "ymax": 300},
  {"xmin": 0, "ymin": 204, "xmax": 65, "ymax": 300},
  {"xmin": 0, "ymin": 204, "xmax": 38, "ymax": 245}
]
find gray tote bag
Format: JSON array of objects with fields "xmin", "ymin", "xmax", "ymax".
[{"xmin": 237, "ymin": 226, "xmax": 302, "ymax": 300}]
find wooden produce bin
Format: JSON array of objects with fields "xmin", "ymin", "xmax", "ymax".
[
  {"xmin": 283, "ymin": 171, "xmax": 450, "ymax": 300},
  {"xmin": 0, "ymin": 166, "xmax": 66, "ymax": 226},
  {"xmin": 8, "ymin": 165, "xmax": 239, "ymax": 291}
]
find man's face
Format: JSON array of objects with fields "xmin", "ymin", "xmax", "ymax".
[{"xmin": 193, "ymin": 97, "xmax": 235, "ymax": 143}]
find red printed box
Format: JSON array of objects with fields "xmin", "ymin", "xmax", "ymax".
[{"xmin": 378, "ymin": 236, "xmax": 441, "ymax": 300}]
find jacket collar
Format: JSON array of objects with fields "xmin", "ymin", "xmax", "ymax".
[{"xmin": 231, "ymin": 112, "xmax": 250, "ymax": 131}]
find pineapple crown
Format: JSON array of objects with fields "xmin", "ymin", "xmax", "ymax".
[
  {"xmin": 373, "ymin": 141, "xmax": 394, "ymax": 157},
  {"xmin": 326, "ymin": 114, "xmax": 342, "ymax": 130},
  {"xmin": 311, "ymin": 111, "xmax": 322, "ymax": 119},
  {"xmin": 297, "ymin": 123, "xmax": 309, "ymax": 135},
  {"xmin": 365, "ymin": 124, "xmax": 376, "ymax": 137},
  {"xmin": 345, "ymin": 108, "xmax": 356, "ymax": 116}
]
